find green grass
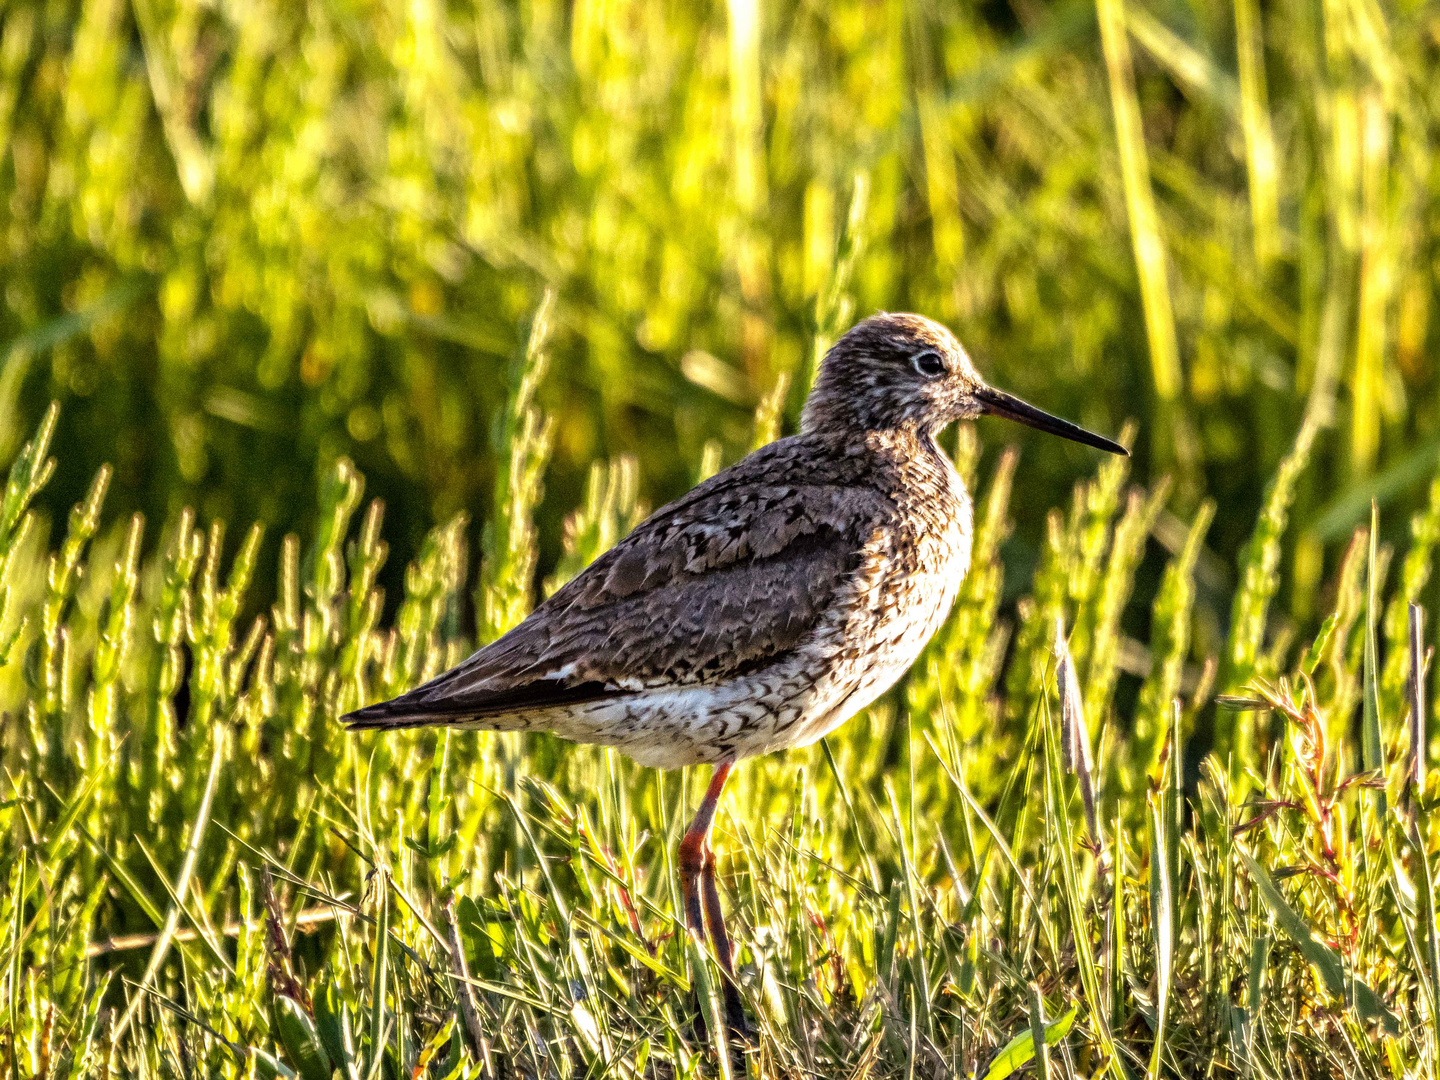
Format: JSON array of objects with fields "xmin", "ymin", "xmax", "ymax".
[
  {"xmin": 6, "ymin": 0, "xmax": 1440, "ymax": 1075},
  {"xmin": 3, "ymin": 348, "xmax": 1440, "ymax": 1077},
  {"xmin": 3, "ymin": 0, "xmax": 1439, "ymax": 596}
]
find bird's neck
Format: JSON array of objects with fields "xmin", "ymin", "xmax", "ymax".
[
  {"xmin": 801, "ymin": 406, "xmax": 943, "ymax": 444},
  {"xmin": 865, "ymin": 419, "xmax": 945, "ymax": 453},
  {"xmin": 876, "ymin": 423, "xmax": 968, "ymax": 501},
  {"xmin": 799, "ymin": 372, "xmax": 938, "ymax": 434}
]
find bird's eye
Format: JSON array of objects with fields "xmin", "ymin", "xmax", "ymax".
[{"xmin": 911, "ymin": 350, "xmax": 946, "ymax": 379}]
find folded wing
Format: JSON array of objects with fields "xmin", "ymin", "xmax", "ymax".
[{"xmin": 343, "ymin": 437, "xmax": 891, "ymax": 730}]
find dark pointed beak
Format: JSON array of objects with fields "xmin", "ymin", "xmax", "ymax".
[{"xmin": 974, "ymin": 386, "xmax": 1128, "ymax": 456}]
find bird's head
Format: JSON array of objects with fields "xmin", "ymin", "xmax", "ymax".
[{"xmin": 802, "ymin": 312, "xmax": 1127, "ymax": 455}]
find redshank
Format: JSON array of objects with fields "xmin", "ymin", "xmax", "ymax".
[{"xmin": 344, "ymin": 312, "xmax": 1126, "ymax": 1036}]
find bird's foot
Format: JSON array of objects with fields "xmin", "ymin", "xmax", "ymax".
[
  {"xmin": 688, "ymin": 977, "xmax": 755, "ymax": 1050},
  {"xmin": 722, "ymin": 981, "xmax": 756, "ymax": 1044}
]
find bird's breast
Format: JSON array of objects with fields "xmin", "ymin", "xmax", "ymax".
[
  {"xmin": 870, "ymin": 484, "xmax": 973, "ymax": 651},
  {"xmin": 798, "ymin": 461, "xmax": 973, "ymax": 724}
]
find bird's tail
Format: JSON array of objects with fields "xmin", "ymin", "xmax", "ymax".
[
  {"xmin": 344, "ymin": 701, "xmax": 541, "ymax": 732},
  {"xmin": 341, "ymin": 676, "xmax": 508, "ymax": 731},
  {"xmin": 344, "ymin": 670, "xmax": 617, "ymax": 733},
  {"xmin": 342, "ymin": 677, "xmax": 605, "ymax": 732},
  {"xmin": 342, "ymin": 697, "xmax": 480, "ymax": 731}
]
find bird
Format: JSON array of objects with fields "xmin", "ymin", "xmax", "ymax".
[{"xmin": 344, "ymin": 312, "xmax": 1126, "ymax": 1039}]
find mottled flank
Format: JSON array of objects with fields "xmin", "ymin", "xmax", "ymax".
[{"xmin": 344, "ymin": 313, "xmax": 1121, "ymax": 767}]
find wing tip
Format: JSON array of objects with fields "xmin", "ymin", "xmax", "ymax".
[
  {"xmin": 341, "ymin": 694, "xmax": 444, "ymax": 731},
  {"xmin": 342, "ymin": 677, "xmax": 621, "ymax": 733}
]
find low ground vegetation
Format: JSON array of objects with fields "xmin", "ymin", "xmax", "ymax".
[{"xmin": 3, "ymin": 338, "xmax": 1440, "ymax": 1076}]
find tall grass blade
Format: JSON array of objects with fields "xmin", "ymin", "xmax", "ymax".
[
  {"xmin": 1055, "ymin": 617, "xmax": 1101, "ymax": 847},
  {"xmin": 1410, "ymin": 829, "xmax": 1440, "ymax": 1072},
  {"xmin": 1146, "ymin": 794, "xmax": 1172, "ymax": 1080},
  {"xmin": 1109, "ymin": 810, "xmax": 1126, "ymax": 1033},
  {"xmin": 1232, "ymin": 0, "xmax": 1281, "ymax": 269},
  {"xmin": 1094, "ymin": 0, "xmax": 1180, "ymax": 406},
  {"xmin": 1363, "ymin": 501, "xmax": 1385, "ymax": 818},
  {"xmin": 1041, "ymin": 697, "xmax": 1125, "ymax": 1078},
  {"xmin": 367, "ymin": 880, "xmax": 390, "ymax": 1080},
  {"xmin": 111, "ymin": 727, "xmax": 227, "ymax": 1045},
  {"xmin": 1028, "ymin": 984, "xmax": 1051, "ymax": 1080},
  {"xmin": 1409, "ymin": 602, "xmax": 1427, "ymax": 809},
  {"xmin": 1244, "ymin": 932, "xmax": 1269, "ymax": 1077}
]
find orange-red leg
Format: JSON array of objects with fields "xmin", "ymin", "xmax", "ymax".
[{"xmin": 678, "ymin": 762, "xmax": 749, "ymax": 1042}]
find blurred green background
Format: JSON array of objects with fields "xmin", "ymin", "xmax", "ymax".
[
  {"xmin": 7, "ymin": 3, "xmax": 1440, "ymax": 1071},
  {"xmin": 2, "ymin": 0, "xmax": 1436, "ymax": 621}
]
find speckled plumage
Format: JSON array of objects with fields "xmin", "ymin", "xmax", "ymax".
[
  {"xmin": 343, "ymin": 313, "xmax": 1123, "ymax": 769},
  {"xmin": 346, "ymin": 311, "xmax": 1125, "ymax": 1041}
]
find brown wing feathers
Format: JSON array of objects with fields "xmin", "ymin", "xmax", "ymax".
[
  {"xmin": 342, "ymin": 437, "xmax": 889, "ymax": 731},
  {"xmin": 342, "ymin": 677, "xmax": 616, "ymax": 728}
]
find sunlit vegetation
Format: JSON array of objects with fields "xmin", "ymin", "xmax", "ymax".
[{"xmin": 3, "ymin": 0, "xmax": 1440, "ymax": 1075}]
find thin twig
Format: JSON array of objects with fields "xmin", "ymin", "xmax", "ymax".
[
  {"xmin": 443, "ymin": 899, "xmax": 495, "ymax": 1080},
  {"xmin": 86, "ymin": 907, "xmax": 340, "ymax": 958},
  {"xmin": 1408, "ymin": 602, "xmax": 1428, "ymax": 818}
]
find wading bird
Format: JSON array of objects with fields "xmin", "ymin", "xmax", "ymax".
[{"xmin": 345, "ymin": 312, "xmax": 1126, "ymax": 1038}]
